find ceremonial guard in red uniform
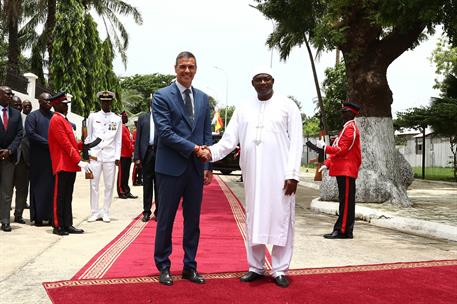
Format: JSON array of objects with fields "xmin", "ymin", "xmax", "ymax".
[
  {"xmin": 117, "ymin": 111, "xmax": 137, "ymax": 199},
  {"xmin": 48, "ymin": 93, "xmax": 90, "ymax": 236},
  {"xmin": 316, "ymin": 101, "xmax": 362, "ymax": 239}
]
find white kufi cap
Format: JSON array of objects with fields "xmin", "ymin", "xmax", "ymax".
[{"xmin": 251, "ymin": 65, "xmax": 275, "ymax": 79}]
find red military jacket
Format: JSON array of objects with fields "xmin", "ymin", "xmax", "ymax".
[
  {"xmin": 121, "ymin": 124, "xmax": 134, "ymax": 157},
  {"xmin": 48, "ymin": 113, "xmax": 81, "ymax": 174},
  {"xmin": 323, "ymin": 120, "xmax": 361, "ymax": 178}
]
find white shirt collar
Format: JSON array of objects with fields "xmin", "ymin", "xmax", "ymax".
[{"xmin": 175, "ymin": 81, "xmax": 192, "ymax": 95}]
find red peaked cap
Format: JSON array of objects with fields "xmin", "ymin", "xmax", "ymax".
[
  {"xmin": 341, "ymin": 101, "xmax": 361, "ymax": 115},
  {"xmin": 49, "ymin": 92, "xmax": 70, "ymax": 106}
]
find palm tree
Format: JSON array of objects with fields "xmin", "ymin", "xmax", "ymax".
[
  {"xmin": 81, "ymin": 0, "xmax": 143, "ymax": 66},
  {"xmin": 21, "ymin": 0, "xmax": 143, "ymax": 80}
]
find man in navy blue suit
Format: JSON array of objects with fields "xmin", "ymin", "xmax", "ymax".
[
  {"xmin": 152, "ymin": 51, "xmax": 213, "ymax": 286},
  {"xmin": 133, "ymin": 108, "xmax": 158, "ymax": 222}
]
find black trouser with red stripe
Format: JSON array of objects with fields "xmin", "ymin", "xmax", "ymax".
[
  {"xmin": 52, "ymin": 171, "xmax": 76, "ymax": 229},
  {"xmin": 334, "ymin": 176, "xmax": 356, "ymax": 236},
  {"xmin": 117, "ymin": 157, "xmax": 132, "ymax": 196}
]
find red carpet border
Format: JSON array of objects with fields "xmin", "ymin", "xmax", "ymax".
[
  {"xmin": 73, "ymin": 176, "xmax": 270, "ymax": 280},
  {"xmin": 44, "ymin": 260, "xmax": 457, "ymax": 304}
]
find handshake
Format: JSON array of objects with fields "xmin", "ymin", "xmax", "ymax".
[{"xmin": 194, "ymin": 145, "xmax": 212, "ymax": 162}]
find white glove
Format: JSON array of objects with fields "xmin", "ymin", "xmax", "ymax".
[
  {"xmin": 78, "ymin": 161, "xmax": 91, "ymax": 173},
  {"xmin": 318, "ymin": 165, "xmax": 328, "ymax": 173},
  {"xmin": 316, "ymin": 137, "xmax": 326, "ymax": 149}
]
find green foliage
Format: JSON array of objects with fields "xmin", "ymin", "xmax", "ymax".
[
  {"xmin": 321, "ymin": 61, "xmax": 347, "ymax": 132},
  {"xmin": 428, "ymin": 97, "xmax": 457, "ymax": 138},
  {"xmin": 394, "ymin": 107, "xmax": 431, "ymax": 131},
  {"xmin": 50, "ymin": 0, "xmax": 86, "ymax": 114},
  {"xmin": 431, "ymin": 38, "xmax": 457, "ymax": 94},
  {"xmin": 220, "ymin": 105, "xmax": 236, "ymax": 130},
  {"xmin": 395, "ymin": 98, "xmax": 457, "ymax": 181},
  {"xmin": 303, "ymin": 116, "xmax": 320, "ymax": 136},
  {"xmin": 81, "ymin": 13, "xmax": 104, "ymax": 116},
  {"xmin": 82, "ymin": 0, "xmax": 143, "ymax": 66},
  {"xmin": 100, "ymin": 40, "xmax": 122, "ymax": 113},
  {"xmin": 120, "ymin": 74, "xmax": 175, "ymax": 114},
  {"xmin": 50, "ymin": 4, "xmax": 122, "ymax": 116},
  {"xmin": 412, "ymin": 166, "xmax": 455, "ymax": 182}
]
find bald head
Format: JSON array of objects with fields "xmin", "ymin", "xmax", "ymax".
[
  {"xmin": 12, "ymin": 96, "xmax": 22, "ymax": 111},
  {"xmin": 22, "ymin": 100, "xmax": 32, "ymax": 115},
  {"xmin": 38, "ymin": 92, "xmax": 52, "ymax": 111},
  {"xmin": 0, "ymin": 86, "xmax": 14, "ymax": 107}
]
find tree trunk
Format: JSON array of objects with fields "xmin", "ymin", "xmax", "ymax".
[
  {"xmin": 45, "ymin": 0, "xmax": 56, "ymax": 79},
  {"xmin": 320, "ymin": 58, "xmax": 414, "ymax": 206},
  {"xmin": 304, "ymin": 33, "xmax": 327, "ymax": 133},
  {"xmin": 6, "ymin": 0, "xmax": 20, "ymax": 75}
]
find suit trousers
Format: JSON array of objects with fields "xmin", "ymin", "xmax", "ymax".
[
  {"xmin": 0, "ymin": 159, "xmax": 15, "ymax": 224},
  {"xmin": 117, "ymin": 157, "xmax": 132, "ymax": 196},
  {"xmin": 334, "ymin": 176, "xmax": 356, "ymax": 235},
  {"xmin": 132, "ymin": 164, "xmax": 142, "ymax": 184},
  {"xmin": 142, "ymin": 146, "xmax": 158, "ymax": 217},
  {"xmin": 154, "ymin": 164, "xmax": 203, "ymax": 271},
  {"xmin": 52, "ymin": 171, "xmax": 76, "ymax": 229},
  {"xmin": 89, "ymin": 160, "xmax": 116, "ymax": 217},
  {"xmin": 13, "ymin": 157, "xmax": 29, "ymax": 217}
]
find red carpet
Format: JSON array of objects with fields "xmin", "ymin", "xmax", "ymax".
[
  {"xmin": 73, "ymin": 176, "xmax": 269, "ymax": 279},
  {"xmin": 45, "ymin": 260, "xmax": 457, "ymax": 304}
]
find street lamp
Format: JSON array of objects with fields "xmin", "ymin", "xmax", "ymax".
[{"xmin": 213, "ymin": 66, "xmax": 229, "ymax": 130}]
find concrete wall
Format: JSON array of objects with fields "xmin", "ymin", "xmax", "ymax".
[{"xmin": 12, "ymin": 73, "xmax": 84, "ymax": 139}]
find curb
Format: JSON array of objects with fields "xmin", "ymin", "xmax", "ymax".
[{"xmin": 310, "ymin": 198, "xmax": 457, "ymax": 242}]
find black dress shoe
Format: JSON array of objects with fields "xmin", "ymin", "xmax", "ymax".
[
  {"xmin": 1, "ymin": 223, "xmax": 12, "ymax": 232},
  {"xmin": 14, "ymin": 216, "xmax": 26, "ymax": 224},
  {"xmin": 65, "ymin": 226, "xmax": 84, "ymax": 234},
  {"xmin": 240, "ymin": 271, "xmax": 263, "ymax": 282},
  {"xmin": 126, "ymin": 193, "xmax": 138, "ymax": 199},
  {"xmin": 182, "ymin": 268, "xmax": 205, "ymax": 284},
  {"xmin": 151, "ymin": 215, "xmax": 157, "ymax": 222},
  {"xmin": 141, "ymin": 214, "xmax": 150, "ymax": 222},
  {"xmin": 274, "ymin": 275, "xmax": 289, "ymax": 288},
  {"xmin": 53, "ymin": 228, "xmax": 69, "ymax": 236},
  {"xmin": 324, "ymin": 231, "xmax": 353, "ymax": 239},
  {"xmin": 34, "ymin": 220, "xmax": 44, "ymax": 226},
  {"xmin": 159, "ymin": 269, "xmax": 173, "ymax": 286}
]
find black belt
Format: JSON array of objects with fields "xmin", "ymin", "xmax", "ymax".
[{"xmin": 148, "ymin": 145, "xmax": 155, "ymax": 149}]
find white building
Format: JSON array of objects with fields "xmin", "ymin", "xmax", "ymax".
[{"xmin": 396, "ymin": 128, "xmax": 453, "ymax": 167}]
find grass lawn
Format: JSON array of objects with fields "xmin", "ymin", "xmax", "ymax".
[{"xmin": 413, "ymin": 167, "xmax": 456, "ymax": 182}]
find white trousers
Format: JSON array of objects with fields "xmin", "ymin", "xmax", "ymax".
[
  {"xmin": 246, "ymin": 218, "xmax": 294, "ymax": 278},
  {"xmin": 89, "ymin": 160, "xmax": 116, "ymax": 217}
]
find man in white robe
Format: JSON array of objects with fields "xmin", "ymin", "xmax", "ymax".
[{"xmin": 206, "ymin": 67, "xmax": 303, "ymax": 287}]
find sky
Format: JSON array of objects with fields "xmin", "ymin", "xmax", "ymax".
[{"xmin": 110, "ymin": 0, "xmax": 442, "ymax": 118}]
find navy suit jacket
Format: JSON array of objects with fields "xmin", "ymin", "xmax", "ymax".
[
  {"xmin": 134, "ymin": 111, "xmax": 158, "ymax": 162},
  {"xmin": 152, "ymin": 83, "xmax": 212, "ymax": 177},
  {"xmin": 0, "ymin": 106, "xmax": 23, "ymax": 160}
]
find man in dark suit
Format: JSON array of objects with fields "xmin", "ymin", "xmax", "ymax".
[
  {"xmin": 152, "ymin": 51, "xmax": 213, "ymax": 286},
  {"xmin": 11, "ymin": 95, "xmax": 30, "ymax": 224},
  {"xmin": 0, "ymin": 86, "xmax": 23, "ymax": 232},
  {"xmin": 133, "ymin": 109, "xmax": 158, "ymax": 222}
]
